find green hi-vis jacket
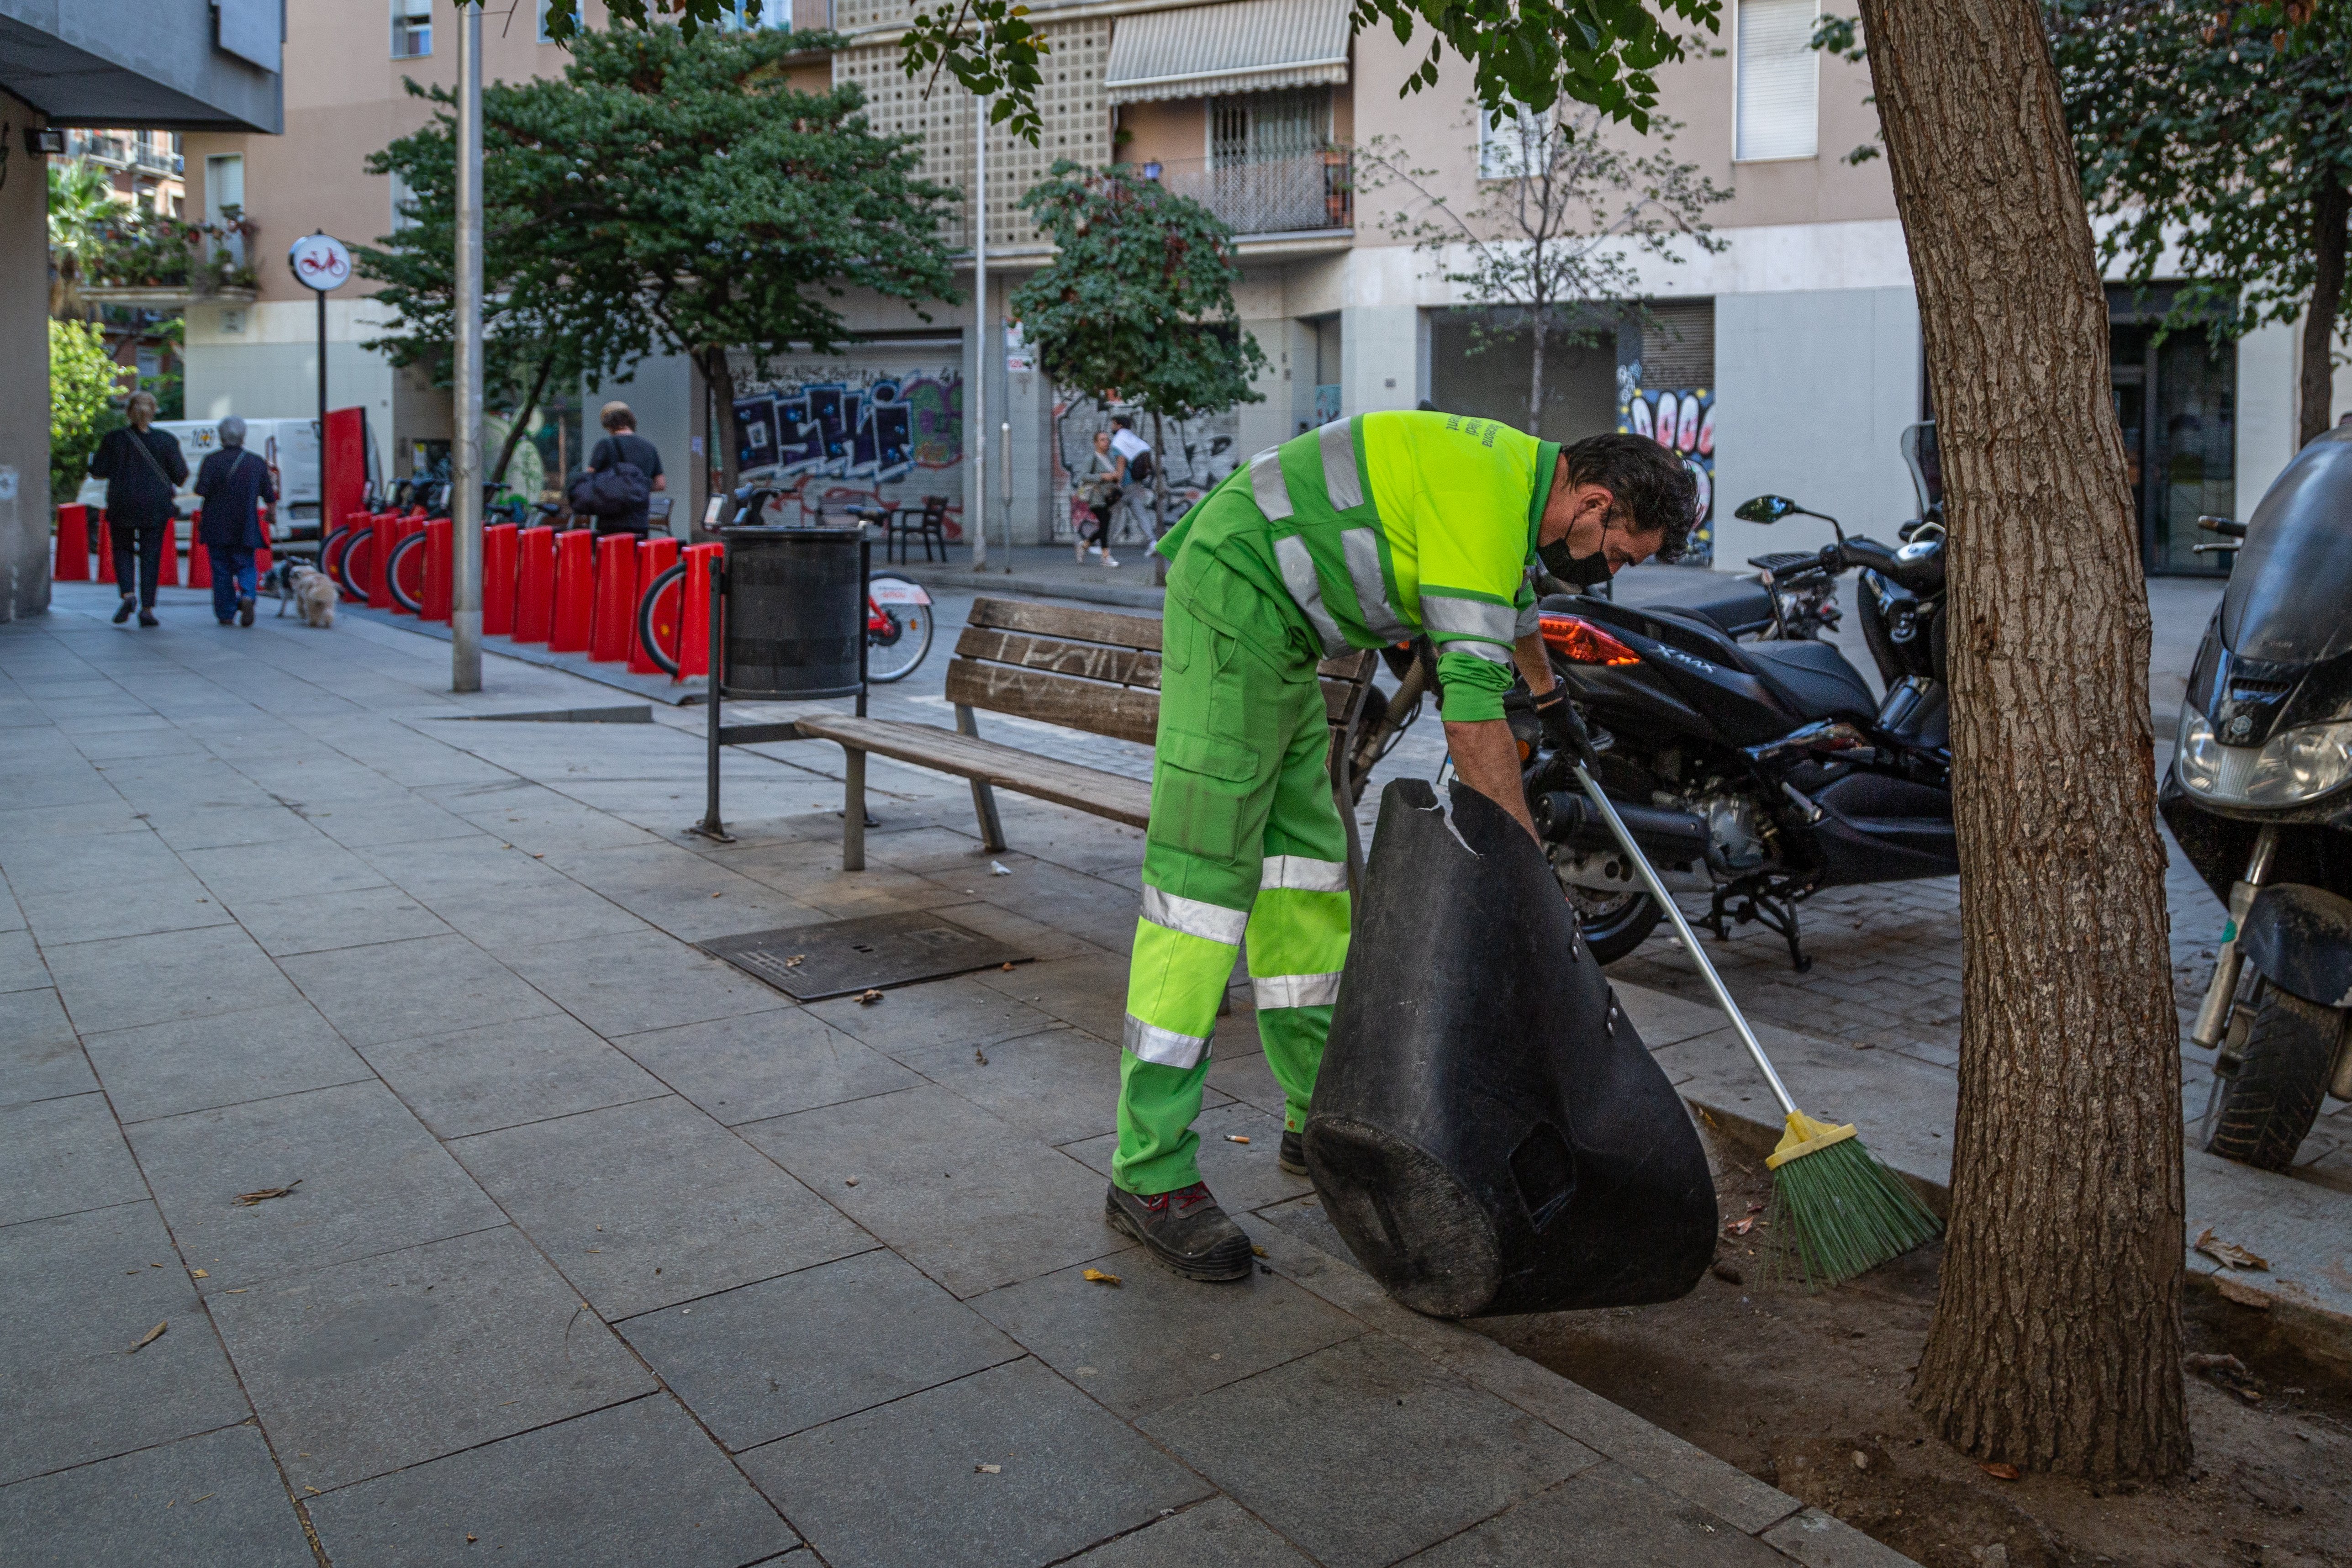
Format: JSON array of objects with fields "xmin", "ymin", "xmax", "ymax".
[{"xmin": 1157, "ymin": 411, "xmax": 1561, "ymax": 723}]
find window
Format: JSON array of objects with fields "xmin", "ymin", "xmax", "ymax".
[
  {"xmin": 1735, "ymin": 0, "xmax": 1818, "ymax": 161},
  {"xmin": 536, "ymin": 0, "xmax": 554, "ymax": 42},
  {"xmin": 205, "ymin": 153, "xmax": 246, "ymax": 265},
  {"xmin": 1208, "ymin": 88, "xmax": 1327, "ymax": 168},
  {"xmin": 392, "ymin": 0, "xmax": 432, "ymax": 58},
  {"xmin": 717, "ymin": 0, "xmax": 792, "ymax": 29},
  {"xmin": 1478, "ymin": 100, "xmax": 1547, "ymax": 180}
]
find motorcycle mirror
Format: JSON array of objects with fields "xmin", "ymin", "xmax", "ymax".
[{"xmin": 1735, "ymin": 495, "xmax": 1800, "ymax": 524}]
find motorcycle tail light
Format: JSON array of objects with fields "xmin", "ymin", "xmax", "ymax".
[{"xmin": 1540, "ymin": 614, "xmax": 1641, "ymax": 666}]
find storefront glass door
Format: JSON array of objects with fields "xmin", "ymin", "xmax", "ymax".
[{"xmin": 2109, "ymin": 286, "xmax": 2235, "ymax": 576}]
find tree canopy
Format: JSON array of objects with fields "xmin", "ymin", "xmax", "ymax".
[
  {"xmin": 359, "ymin": 24, "xmax": 959, "ymax": 493},
  {"xmin": 49, "ymin": 318, "xmax": 122, "ymax": 506},
  {"xmin": 1009, "ymin": 162, "xmax": 1268, "ymax": 424}
]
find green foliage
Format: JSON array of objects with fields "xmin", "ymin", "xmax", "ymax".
[
  {"xmin": 47, "ymin": 159, "xmax": 115, "ymax": 258},
  {"xmin": 49, "ymin": 319, "xmax": 123, "ymax": 505},
  {"xmin": 358, "ymin": 24, "xmax": 957, "ymax": 489},
  {"xmin": 48, "ymin": 157, "xmax": 255, "ymax": 293},
  {"xmin": 1009, "ymin": 163, "xmax": 1268, "ymax": 422},
  {"xmin": 2049, "ymin": 0, "xmax": 2352, "ymax": 350}
]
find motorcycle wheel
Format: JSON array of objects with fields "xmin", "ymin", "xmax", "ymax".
[
  {"xmin": 1563, "ymin": 883, "xmax": 1664, "ymax": 965},
  {"xmin": 2206, "ymin": 980, "xmax": 2344, "ymax": 1172}
]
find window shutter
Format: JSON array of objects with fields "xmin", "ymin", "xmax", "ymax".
[{"xmin": 1735, "ymin": 0, "xmax": 1818, "ymax": 162}]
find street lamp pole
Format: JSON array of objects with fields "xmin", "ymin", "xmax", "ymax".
[
  {"xmin": 450, "ymin": 0, "xmax": 485, "ymax": 692},
  {"xmin": 971, "ymin": 91, "xmax": 987, "ymax": 571}
]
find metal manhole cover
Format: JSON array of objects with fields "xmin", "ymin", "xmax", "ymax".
[{"xmin": 700, "ymin": 911, "xmax": 1030, "ymax": 1001}]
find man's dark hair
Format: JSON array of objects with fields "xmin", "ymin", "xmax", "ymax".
[
  {"xmin": 1562, "ymin": 432, "xmax": 1698, "ymax": 563},
  {"xmin": 1110, "ymin": 414, "xmax": 1133, "ymax": 431}
]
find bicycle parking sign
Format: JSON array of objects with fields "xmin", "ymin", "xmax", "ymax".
[{"xmin": 289, "ymin": 232, "xmax": 352, "ymax": 292}]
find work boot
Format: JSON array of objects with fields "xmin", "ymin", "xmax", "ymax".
[
  {"xmin": 238, "ymin": 596, "xmax": 256, "ymax": 628},
  {"xmin": 1279, "ymin": 1130, "xmax": 1308, "ymax": 1177},
  {"xmin": 112, "ymin": 597, "xmax": 134, "ymax": 624},
  {"xmin": 1104, "ymin": 1181, "xmax": 1252, "ymax": 1282}
]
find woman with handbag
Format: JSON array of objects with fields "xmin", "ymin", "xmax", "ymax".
[
  {"xmin": 192, "ymin": 416, "xmax": 279, "ymax": 626},
  {"xmin": 87, "ymin": 391, "xmax": 188, "ymax": 627}
]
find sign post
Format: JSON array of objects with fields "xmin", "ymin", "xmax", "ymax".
[
  {"xmin": 451, "ymin": 1, "xmax": 485, "ymax": 692},
  {"xmin": 288, "ymin": 232, "xmax": 351, "ymax": 540}
]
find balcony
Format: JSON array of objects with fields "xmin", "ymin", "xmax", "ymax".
[{"xmin": 1146, "ymin": 149, "xmax": 1352, "ymax": 238}]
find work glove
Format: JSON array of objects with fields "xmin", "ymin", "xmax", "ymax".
[{"xmin": 1534, "ymin": 688, "xmax": 1601, "ymax": 776}]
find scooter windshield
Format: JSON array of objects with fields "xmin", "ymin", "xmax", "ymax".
[{"xmin": 2221, "ymin": 426, "xmax": 2352, "ymax": 665}]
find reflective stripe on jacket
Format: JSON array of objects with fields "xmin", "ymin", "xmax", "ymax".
[{"xmin": 1158, "ymin": 411, "xmax": 1559, "ymax": 723}]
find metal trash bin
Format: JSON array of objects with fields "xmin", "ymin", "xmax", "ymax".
[{"xmin": 715, "ymin": 524, "xmax": 865, "ymax": 699}]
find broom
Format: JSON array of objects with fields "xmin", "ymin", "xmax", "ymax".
[{"xmin": 1570, "ymin": 762, "xmax": 1942, "ymax": 1286}]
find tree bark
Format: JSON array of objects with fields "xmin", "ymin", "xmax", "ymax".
[
  {"xmin": 1528, "ymin": 315, "xmax": 1549, "ymax": 436},
  {"xmin": 2299, "ymin": 169, "xmax": 2347, "ymax": 449},
  {"xmin": 1855, "ymin": 0, "xmax": 2188, "ymax": 1483}
]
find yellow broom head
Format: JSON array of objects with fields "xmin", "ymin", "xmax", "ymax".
[
  {"xmin": 1762, "ymin": 1108, "xmax": 1942, "ymax": 1287},
  {"xmin": 1767, "ymin": 1109, "xmax": 1857, "ymax": 1169}
]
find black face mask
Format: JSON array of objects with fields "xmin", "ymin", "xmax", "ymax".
[{"xmin": 1539, "ymin": 536, "xmax": 1614, "ymax": 588}]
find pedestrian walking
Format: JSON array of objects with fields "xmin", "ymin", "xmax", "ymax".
[
  {"xmin": 1071, "ymin": 429, "xmax": 1122, "ymax": 569},
  {"xmin": 192, "ymin": 416, "xmax": 278, "ymax": 627},
  {"xmin": 87, "ymin": 391, "xmax": 187, "ymax": 627},
  {"xmin": 579, "ymin": 401, "xmax": 666, "ymax": 536},
  {"xmin": 1107, "ymin": 414, "xmax": 1156, "ymax": 547}
]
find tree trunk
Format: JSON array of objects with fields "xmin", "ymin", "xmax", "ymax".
[
  {"xmin": 702, "ymin": 345, "xmax": 737, "ymax": 531},
  {"xmin": 1528, "ymin": 314, "xmax": 1548, "ymax": 436},
  {"xmin": 2299, "ymin": 169, "xmax": 2347, "ymax": 449},
  {"xmin": 489, "ymin": 352, "xmax": 556, "ymax": 488},
  {"xmin": 1150, "ymin": 410, "xmax": 1171, "ymax": 584},
  {"xmin": 1855, "ymin": 0, "xmax": 2188, "ymax": 1483}
]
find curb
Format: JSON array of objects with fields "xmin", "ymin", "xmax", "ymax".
[{"xmin": 339, "ymin": 602, "xmax": 707, "ymax": 705}]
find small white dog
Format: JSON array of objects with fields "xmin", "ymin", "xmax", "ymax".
[{"xmin": 288, "ymin": 562, "xmax": 339, "ymax": 628}]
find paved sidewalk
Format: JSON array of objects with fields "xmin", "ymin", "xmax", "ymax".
[{"xmin": 0, "ymin": 582, "xmax": 1904, "ymax": 1568}]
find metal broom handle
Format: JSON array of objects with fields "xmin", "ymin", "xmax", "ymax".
[{"xmin": 1572, "ymin": 763, "xmax": 1800, "ymax": 1119}]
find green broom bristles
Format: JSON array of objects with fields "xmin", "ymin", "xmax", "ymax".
[{"xmin": 1762, "ymin": 1112, "xmax": 1944, "ymax": 1288}]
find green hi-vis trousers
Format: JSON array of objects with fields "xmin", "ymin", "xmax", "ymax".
[{"xmin": 1115, "ymin": 577, "xmax": 1352, "ymax": 1196}]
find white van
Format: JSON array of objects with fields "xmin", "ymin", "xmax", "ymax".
[{"xmin": 74, "ymin": 418, "xmax": 320, "ymax": 539}]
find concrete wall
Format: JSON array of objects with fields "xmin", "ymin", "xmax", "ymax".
[
  {"xmin": 1712, "ymin": 286, "xmax": 1924, "ymax": 568},
  {"xmin": 1, "ymin": 0, "xmax": 282, "ymax": 132},
  {"xmin": 2236, "ymin": 317, "xmax": 2301, "ymax": 513},
  {"xmin": 585, "ymin": 352, "xmax": 698, "ymax": 538},
  {"xmin": 2, "ymin": 90, "xmax": 52, "ymax": 620}
]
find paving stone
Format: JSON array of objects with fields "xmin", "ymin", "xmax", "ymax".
[
  {"xmin": 1401, "ymin": 1462, "xmax": 1781, "ymax": 1565},
  {"xmin": 280, "ymin": 933, "xmax": 557, "ymax": 1048},
  {"xmin": 741, "ymin": 1085, "xmax": 1121, "ymax": 1299},
  {"xmin": 498, "ymin": 929, "xmax": 780, "ymax": 1036},
  {"xmin": 1065, "ymin": 1099, "xmax": 1311, "ymax": 1215},
  {"xmin": 1065, "ymin": 1495, "xmax": 1312, "ymax": 1566},
  {"xmin": 0, "ymin": 1423, "xmax": 312, "ymax": 1568},
  {"xmin": 0, "ymin": 988, "xmax": 98, "ymax": 1109},
  {"xmin": 740, "ymin": 1357, "xmax": 1209, "ymax": 1568},
  {"xmin": 210, "ymin": 1225, "xmax": 655, "ymax": 1493},
  {"xmin": 807, "ymin": 972, "xmax": 1066, "ymax": 1061},
  {"xmin": 1762, "ymin": 1507, "xmax": 1924, "ymax": 1567},
  {"xmin": 307, "ymin": 1394, "xmax": 794, "ymax": 1567},
  {"xmin": 82, "ymin": 1000, "xmax": 372, "ymax": 1123},
  {"xmin": 916, "ymin": 895, "xmax": 1104, "ymax": 961},
  {"xmin": 15, "ymin": 871, "xmax": 239, "ymax": 947},
  {"xmin": 45, "ymin": 922, "xmax": 301, "ymax": 1036},
  {"xmin": 359, "ymin": 1012, "xmax": 668, "ymax": 1139},
  {"xmin": 0, "ymin": 1201, "xmax": 252, "ymax": 1487},
  {"xmin": 1138, "ymin": 1335, "xmax": 1594, "ymax": 1568},
  {"xmin": 306, "ymin": 795, "xmax": 483, "ymax": 850},
  {"xmin": 180, "ymin": 835, "xmax": 391, "ymax": 908},
  {"xmin": 227, "ymin": 883, "xmax": 454, "ymax": 958},
  {"xmin": 0, "ymin": 1092, "xmax": 148, "ymax": 1226},
  {"xmin": 621, "ymin": 1248, "xmax": 1019, "ymax": 1450},
  {"xmin": 898, "ymin": 1027, "xmax": 1123, "ymax": 1146},
  {"xmin": 1202, "ymin": 1043, "xmax": 1291, "ymax": 1119},
  {"xmin": 454, "ymin": 1095, "xmax": 870, "ymax": 1320},
  {"xmin": 128, "ymin": 1079, "xmax": 505, "ymax": 1293},
  {"xmin": 0, "ymin": 927, "xmax": 48, "ymax": 992},
  {"xmin": 921, "ymin": 860, "xmax": 1143, "ymax": 952},
  {"xmin": 614, "ymin": 1006, "xmax": 918, "ymax": 1127},
  {"xmin": 545, "ymin": 841, "xmax": 833, "ymax": 941},
  {"xmin": 972, "ymin": 1245, "xmax": 1360, "ymax": 1418},
  {"xmin": 420, "ymin": 780, "xmax": 666, "ymax": 855},
  {"xmin": 143, "ymin": 802, "xmax": 315, "ymax": 852},
  {"xmin": 973, "ymin": 948, "xmax": 1136, "ymax": 1042}
]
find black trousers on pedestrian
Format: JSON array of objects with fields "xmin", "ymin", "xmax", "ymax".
[{"xmin": 110, "ymin": 520, "xmax": 170, "ymax": 609}]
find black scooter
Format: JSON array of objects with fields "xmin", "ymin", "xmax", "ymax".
[
  {"xmin": 1524, "ymin": 489, "xmax": 1957, "ymax": 968},
  {"xmin": 2165, "ymin": 427, "xmax": 2352, "ymax": 1171}
]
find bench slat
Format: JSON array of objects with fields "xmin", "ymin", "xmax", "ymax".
[
  {"xmin": 793, "ymin": 714, "xmax": 1152, "ymax": 829},
  {"xmin": 945, "ymin": 662, "xmax": 1162, "ymax": 747},
  {"xmin": 953, "ymin": 627, "xmax": 1163, "ymax": 690},
  {"xmin": 969, "ymin": 596, "xmax": 1164, "ymax": 653}
]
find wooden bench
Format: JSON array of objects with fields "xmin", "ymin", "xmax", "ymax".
[{"xmin": 786, "ymin": 597, "xmax": 1382, "ymax": 882}]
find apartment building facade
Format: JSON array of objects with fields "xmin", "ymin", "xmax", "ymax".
[{"xmin": 179, "ymin": 0, "xmax": 2313, "ymax": 572}]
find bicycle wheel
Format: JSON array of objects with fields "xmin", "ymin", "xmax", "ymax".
[{"xmin": 864, "ymin": 575, "xmax": 934, "ymax": 684}]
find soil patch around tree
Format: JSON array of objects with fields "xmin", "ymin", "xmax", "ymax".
[{"xmin": 1472, "ymin": 1133, "xmax": 2352, "ymax": 1568}]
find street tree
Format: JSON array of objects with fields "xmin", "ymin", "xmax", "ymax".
[
  {"xmin": 1359, "ymin": 106, "xmax": 1724, "ymax": 432},
  {"xmin": 1009, "ymin": 162, "xmax": 1268, "ymax": 540},
  {"xmin": 49, "ymin": 318, "xmax": 122, "ymax": 505},
  {"xmin": 362, "ymin": 26, "xmax": 958, "ymax": 502},
  {"xmin": 2048, "ymin": 0, "xmax": 2352, "ymax": 445}
]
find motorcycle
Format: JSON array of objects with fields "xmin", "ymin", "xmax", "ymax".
[
  {"xmin": 1522, "ymin": 490, "xmax": 1958, "ymax": 968},
  {"xmin": 2164, "ymin": 425, "xmax": 2352, "ymax": 1171}
]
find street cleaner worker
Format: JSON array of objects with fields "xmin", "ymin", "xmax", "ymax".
[{"xmin": 1109, "ymin": 417, "xmax": 1699, "ymax": 1279}]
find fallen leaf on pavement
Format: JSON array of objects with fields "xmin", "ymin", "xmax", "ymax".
[
  {"xmin": 783, "ymin": 955, "xmax": 805, "ymax": 968},
  {"xmin": 1001, "ymin": 961, "xmax": 1016, "ymax": 971},
  {"xmin": 130, "ymin": 1321, "xmax": 167, "ymax": 1353},
  {"xmin": 975, "ymin": 1463, "xmax": 1002, "ymax": 1474},
  {"xmin": 2194, "ymin": 1227, "xmax": 2268, "ymax": 1271},
  {"xmin": 1251, "ymin": 1246, "xmax": 1267, "ymax": 1258},
  {"xmin": 233, "ymin": 1180, "xmax": 302, "ymax": 1207},
  {"xmin": 2212, "ymin": 1276, "xmax": 2271, "ymax": 1310},
  {"xmin": 857, "ymin": 989, "xmax": 884, "ymax": 1005},
  {"xmin": 1724, "ymin": 1218, "xmax": 1754, "ymax": 1237},
  {"xmin": 1979, "ymin": 1462, "xmax": 2020, "ymax": 1481},
  {"xmin": 1082, "ymin": 1268, "xmax": 1122, "ymax": 1288},
  {"xmin": 189, "ymin": 1269, "xmax": 207, "ymax": 1278}
]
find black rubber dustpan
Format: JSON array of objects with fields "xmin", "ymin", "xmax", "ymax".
[{"xmin": 1303, "ymin": 777, "xmax": 1717, "ymax": 1318}]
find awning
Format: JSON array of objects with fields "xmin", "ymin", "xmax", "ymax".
[{"xmin": 1104, "ymin": 0, "xmax": 1350, "ymax": 105}]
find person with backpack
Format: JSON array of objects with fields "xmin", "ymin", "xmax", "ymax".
[
  {"xmin": 570, "ymin": 401, "xmax": 665, "ymax": 536},
  {"xmin": 192, "ymin": 416, "xmax": 279, "ymax": 627},
  {"xmin": 87, "ymin": 391, "xmax": 189, "ymax": 627},
  {"xmin": 1107, "ymin": 413, "xmax": 1156, "ymax": 549}
]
